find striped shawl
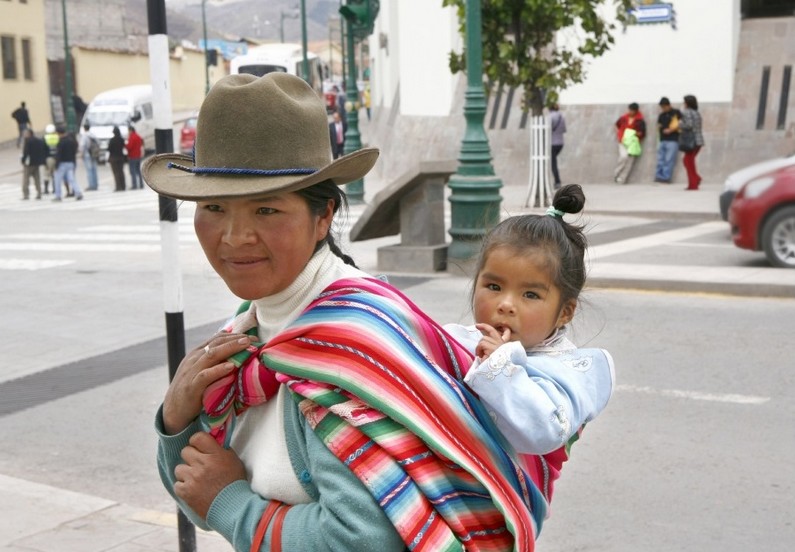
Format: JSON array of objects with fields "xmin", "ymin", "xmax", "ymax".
[{"xmin": 203, "ymin": 277, "xmax": 547, "ymax": 551}]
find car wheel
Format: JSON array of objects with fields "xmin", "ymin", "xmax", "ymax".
[{"xmin": 761, "ymin": 205, "xmax": 795, "ymax": 268}]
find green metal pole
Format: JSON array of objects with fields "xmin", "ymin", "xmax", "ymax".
[
  {"xmin": 342, "ymin": 21, "xmax": 364, "ymax": 204},
  {"xmin": 447, "ymin": 0, "xmax": 502, "ymax": 261},
  {"xmin": 328, "ymin": 19, "xmax": 333, "ymax": 78},
  {"xmin": 61, "ymin": 0, "xmax": 77, "ymax": 132},
  {"xmin": 300, "ymin": 0, "xmax": 309, "ymax": 81},
  {"xmin": 339, "ymin": 4, "xmax": 346, "ymax": 81},
  {"xmin": 202, "ymin": 0, "xmax": 209, "ymax": 95}
]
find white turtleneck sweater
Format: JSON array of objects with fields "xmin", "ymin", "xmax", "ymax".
[{"xmin": 228, "ymin": 245, "xmax": 367, "ymax": 504}]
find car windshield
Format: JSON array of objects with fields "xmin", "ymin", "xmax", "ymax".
[
  {"xmin": 238, "ymin": 65, "xmax": 287, "ymax": 77},
  {"xmin": 184, "ymin": 117, "xmax": 198, "ymax": 129},
  {"xmin": 85, "ymin": 111, "xmax": 129, "ymax": 127}
]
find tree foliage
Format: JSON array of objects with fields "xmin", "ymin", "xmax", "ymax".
[{"xmin": 443, "ymin": 0, "xmax": 633, "ymax": 115}]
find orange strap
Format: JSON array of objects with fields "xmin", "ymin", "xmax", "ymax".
[
  {"xmin": 250, "ymin": 500, "xmax": 282, "ymax": 552},
  {"xmin": 271, "ymin": 504, "xmax": 291, "ymax": 552}
]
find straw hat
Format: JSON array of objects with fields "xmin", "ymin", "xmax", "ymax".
[{"xmin": 142, "ymin": 72, "xmax": 378, "ymax": 200}]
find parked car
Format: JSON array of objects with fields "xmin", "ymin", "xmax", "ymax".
[
  {"xmin": 179, "ymin": 114, "xmax": 198, "ymax": 155},
  {"xmin": 720, "ymin": 152, "xmax": 795, "ymax": 220},
  {"xmin": 729, "ymin": 165, "xmax": 795, "ymax": 268}
]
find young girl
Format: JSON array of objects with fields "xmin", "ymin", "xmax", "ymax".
[{"xmin": 445, "ymin": 184, "xmax": 615, "ymax": 457}]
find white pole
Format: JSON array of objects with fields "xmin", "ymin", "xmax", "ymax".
[
  {"xmin": 525, "ymin": 114, "xmax": 553, "ymax": 208},
  {"xmin": 146, "ymin": 2, "xmax": 193, "ymax": 550}
]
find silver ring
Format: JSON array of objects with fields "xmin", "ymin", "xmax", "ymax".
[{"xmin": 203, "ymin": 345, "xmax": 210, "ymax": 355}]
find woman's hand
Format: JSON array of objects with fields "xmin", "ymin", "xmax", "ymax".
[
  {"xmin": 174, "ymin": 432, "xmax": 247, "ymax": 520},
  {"xmin": 475, "ymin": 323, "xmax": 511, "ymax": 360},
  {"xmin": 162, "ymin": 333, "xmax": 255, "ymax": 435}
]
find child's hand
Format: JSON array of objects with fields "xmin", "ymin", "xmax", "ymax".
[{"xmin": 475, "ymin": 323, "xmax": 511, "ymax": 360}]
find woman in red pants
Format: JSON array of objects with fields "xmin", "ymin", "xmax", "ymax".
[{"xmin": 680, "ymin": 95, "xmax": 704, "ymax": 190}]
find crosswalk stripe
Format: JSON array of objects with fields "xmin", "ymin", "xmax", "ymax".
[
  {"xmin": 0, "ymin": 243, "xmax": 164, "ymax": 252},
  {"xmin": 7, "ymin": 233, "xmax": 198, "ymax": 243},
  {"xmin": 0, "ymin": 259, "xmax": 75, "ymax": 270}
]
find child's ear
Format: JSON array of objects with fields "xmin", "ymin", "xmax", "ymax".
[{"xmin": 556, "ymin": 299, "xmax": 577, "ymax": 328}]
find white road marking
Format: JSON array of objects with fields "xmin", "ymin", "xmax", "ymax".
[
  {"xmin": 7, "ymin": 233, "xmax": 196, "ymax": 243},
  {"xmin": 616, "ymin": 384, "xmax": 770, "ymax": 405},
  {"xmin": 589, "ymin": 221, "xmax": 728, "ymax": 260},
  {"xmin": 0, "ymin": 259, "xmax": 75, "ymax": 270},
  {"xmin": 0, "ymin": 243, "xmax": 163, "ymax": 252}
]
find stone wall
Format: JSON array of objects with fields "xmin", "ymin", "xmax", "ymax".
[{"xmin": 366, "ymin": 17, "xmax": 795, "ymax": 189}]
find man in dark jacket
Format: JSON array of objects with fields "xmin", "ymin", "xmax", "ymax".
[
  {"xmin": 21, "ymin": 129, "xmax": 47, "ymax": 200},
  {"xmin": 654, "ymin": 96, "xmax": 682, "ymax": 183},
  {"xmin": 11, "ymin": 101, "xmax": 31, "ymax": 148},
  {"xmin": 53, "ymin": 126, "xmax": 83, "ymax": 201}
]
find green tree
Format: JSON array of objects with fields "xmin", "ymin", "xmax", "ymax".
[{"xmin": 443, "ymin": 0, "xmax": 634, "ymax": 115}]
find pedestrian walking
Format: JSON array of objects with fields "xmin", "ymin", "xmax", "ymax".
[
  {"xmin": 679, "ymin": 94, "xmax": 704, "ymax": 190},
  {"xmin": 614, "ymin": 102, "xmax": 646, "ymax": 184},
  {"xmin": 53, "ymin": 126, "xmax": 83, "ymax": 201},
  {"xmin": 126, "ymin": 125, "xmax": 144, "ymax": 189},
  {"xmin": 11, "ymin": 101, "xmax": 31, "ymax": 148},
  {"xmin": 549, "ymin": 102, "xmax": 566, "ymax": 189},
  {"xmin": 107, "ymin": 126, "xmax": 127, "ymax": 191},
  {"xmin": 144, "ymin": 72, "xmax": 547, "ymax": 551},
  {"xmin": 20, "ymin": 128, "xmax": 46, "ymax": 200},
  {"xmin": 79, "ymin": 123, "xmax": 99, "ymax": 191}
]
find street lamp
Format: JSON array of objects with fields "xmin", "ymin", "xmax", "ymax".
[
  {"xmin": 446, "ymin": 0, "xmax": 502, "ymax": 261},
  {"xmin": 300, "ymin": 0, "xmax": 309, "ymax": 81},
  {"xmin": 61, "ymin": 0, "xmax": 77, "ymax": 132},
  {"xmin": 201, "ymin": 0, "xmax": 209, "ymax": 95},
  {"xmin": 280, "ymin": 9, "xmax": 299, "ymax": 43},
  {"xmin": 341, "ymin": 15, "xmax": 364, "ymax": 203}
]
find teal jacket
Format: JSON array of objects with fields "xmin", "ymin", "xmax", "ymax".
[{"xmin": 155, "ymin": 397, "xmax": 405, "ymax": 551}]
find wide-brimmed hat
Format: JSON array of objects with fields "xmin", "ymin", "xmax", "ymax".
[{"xmin": 143, "ymin": 72, "xmax": 378, "ymax": 200}]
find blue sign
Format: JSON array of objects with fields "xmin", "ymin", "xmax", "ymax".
[
  {"xmin": 198, "ymin": 40, "xmax": 249, "ymax": 60},
  {"xmin": 628, "ymin": 2, "xmax": 677, "ymax": 29}
]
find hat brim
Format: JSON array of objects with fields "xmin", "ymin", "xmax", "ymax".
[{"xmin": 142, "ymin": 147, "xmax": 379, "ymax": 200}]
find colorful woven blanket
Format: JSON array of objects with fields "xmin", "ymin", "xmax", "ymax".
[{"xmin": 202, "ymin": 277, "xmax": 547, "ymax": 551}]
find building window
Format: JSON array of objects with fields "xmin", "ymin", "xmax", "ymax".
[
  {"xmin": 1, "ymin": 36, "xmax": 17, "ymax": 80},
  {"xmin": 21, "ymin": 38, "xmax": 32, "ymax": 80}
]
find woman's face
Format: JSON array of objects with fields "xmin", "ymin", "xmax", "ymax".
[{"xmin": 194, "ymin": 191, "xmax": 333, "ymax": 300}]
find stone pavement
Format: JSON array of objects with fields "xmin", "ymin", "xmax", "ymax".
[{"xmin": 1, "ymin": 135, "xmax": 793, "ymax": 552}]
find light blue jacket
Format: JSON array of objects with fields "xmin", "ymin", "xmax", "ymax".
[{"xmin": 445, "ymin": 325, "xmax": 615, "ymax": 455}]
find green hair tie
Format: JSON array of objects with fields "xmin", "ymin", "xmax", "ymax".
[{"xmin": 546, "ymin": 206, "xmax": 564, "ymax": 218}]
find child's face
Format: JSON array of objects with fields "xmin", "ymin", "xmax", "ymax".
[{"xmin": 473, "ymin": 246, "xmax": 576, "ymax": 350}]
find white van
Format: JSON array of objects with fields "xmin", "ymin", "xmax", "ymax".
[
  {"xmin": 230, "ymin": 43, "xmax": 325, "ymax": 97},
  {"xmin": 81, "ymin": 85, "xmax": 155, "ymax": 163}
]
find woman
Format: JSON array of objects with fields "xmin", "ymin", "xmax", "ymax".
[
  {"xmin": 680, "ymin": 94, "xmax": 704, "ymax": 190},
  {"xmin": 107, "ymin": 125, "xmax": 127, "ymax": 191},
  {"xmin": 143, "ymin": 73, "xmax": 547, "ymax": 551},
  {"xmin": 549, "ymin": 102, "xmax": 566, "ymax": 189}
]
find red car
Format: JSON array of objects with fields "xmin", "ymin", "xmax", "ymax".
[
  {"xmin": 729, "ymin": 165, "xmax": 795, "ymax": 268},
  {"xmin": 179, "ymin": 114, "xmax": 198, "ymax": 155}
]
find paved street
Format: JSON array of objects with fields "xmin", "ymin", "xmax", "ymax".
[{"xmin": 0, "ymin": 141, "xmax": 793, "ymax": 551}]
